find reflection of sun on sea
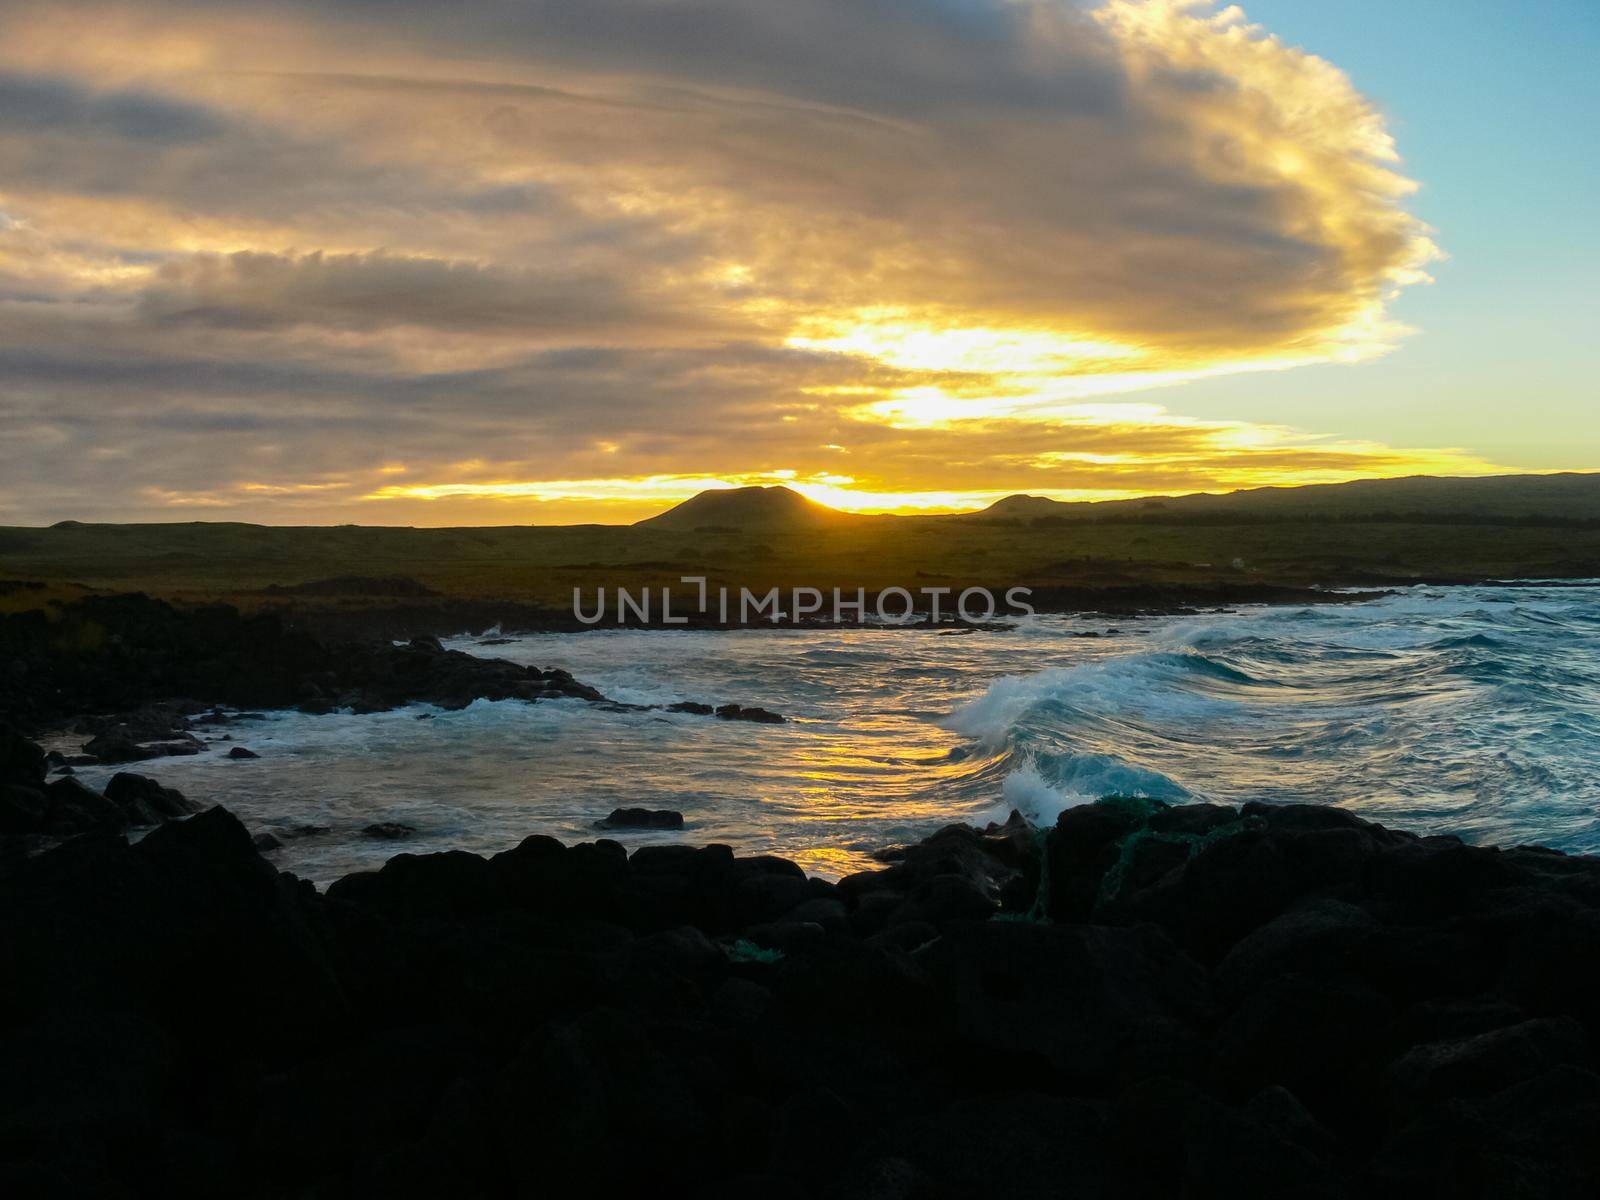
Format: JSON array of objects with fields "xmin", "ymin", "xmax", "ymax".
[{"xmin": 785, "ymin": 845, "xmax": 877, "ymax": 880}]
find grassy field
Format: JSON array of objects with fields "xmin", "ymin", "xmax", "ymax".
[
  {"xmin": 3, "ymin": 508, "xmax": 1598, "ymax": 620},
  {"xmin": 3, "ymin": 474, "xmax": 1596, "ymax": 619}
]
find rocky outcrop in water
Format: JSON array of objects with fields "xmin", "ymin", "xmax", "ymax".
[
  {"xmin": 0, "ymin": 594, "xmax": 605, "ymax": 725},
  {"xmin": 594, "ymin": 807, "xmax": 685, "ymax": 830},
  {"xmin": 1, "ymin": 725, "xmax": 196, "ymax": 845},
  {"xmin": 292, "ymin": 635, "xmax": 605, "ymax": 715},
  {"xmin": 3, "ymin": 750, "xmax": 1600, "ymax": 1196},
  {"xmin": 1, "ymin": 596, "xmax": 788, "ymax": 741}
]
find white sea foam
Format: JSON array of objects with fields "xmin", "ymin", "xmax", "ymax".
[
  {"xmin": 941, "ymin": 653, "xmax": 1247, "ymax": 746},
  {"xmin": 56, "ymin": 583, "xmax": 1600, "ymax": 882},
  {"xmin": 992, "ymin": 759, "xmax": 1090, "ymax": 826}
]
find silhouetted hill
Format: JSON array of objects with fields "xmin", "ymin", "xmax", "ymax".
[
  {"xmin": 5, "ymin": 473, "xmax": 1600, "ymax": 612},
  {"xmin": 633, "ymin": 485, "xmax": 853, "ymax": 530},
  {"xmin": 979, "ymin": 494, "xmax": 1073, "ymax": 520},
  {"xmin": 970, "ymin": 473, "xmax": 1600, "ymax": 523}
]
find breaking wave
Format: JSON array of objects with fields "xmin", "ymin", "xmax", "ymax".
[{"xmin": 66, "ymin": 582, "xmax": 1600, "ymax": 880}]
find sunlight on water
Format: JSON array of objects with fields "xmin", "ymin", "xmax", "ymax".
[{"xmin": 68, "ymin": 583, "xmax": 1600, "ymax": 883}]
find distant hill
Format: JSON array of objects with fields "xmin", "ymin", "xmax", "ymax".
[
  {"xmin": 633, "ymin": 485, "xmax": 853, "ymax": 531},
  {"xmin": 6, "ymin": 471, "xmax": 1600, "ymax": 607},
  {"xmin": 968, "ymin": 473, "xmax": 1600, "ymax": 523},
  {"xmin": 978, "ymin": 495, "xmax": 1075, "ymax": 521}
]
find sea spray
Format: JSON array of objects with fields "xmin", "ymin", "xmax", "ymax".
[{"xmin": 62, "ymin": 583, "xmax": 1600, "ymax": 883}]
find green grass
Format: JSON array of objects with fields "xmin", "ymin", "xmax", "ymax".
[{"xmin": 3, "ymin": 510, "xmax": 1598, "ymax": 616}]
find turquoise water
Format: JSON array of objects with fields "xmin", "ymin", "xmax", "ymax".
[{"xmin": 69, "ymin": 583, "xmax": 1600, "ymax": 883}]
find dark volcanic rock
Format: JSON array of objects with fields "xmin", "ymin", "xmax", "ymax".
[
  {"xmin": 713, "ymin": 703, "xmax": 785, "ymax": 724},
  {"xmin": 595, "ymin": 807, "xmax": 685, "ymax": 831},
  {"xmin": 362, "ymin": 822, "xmax": 417, "ymax": 841},
  {"xmin": 919, "ymin": 919, "xmax": 1212, "ymax": 1088},
  {"xmin": 40, "ymin": 776, "xmax": 129, "ymax": 836},
  {"xmin": 1, "ymin": 724, "xmax": 46, "ymax": 786},
  {"xmin": 1, "ymin": 733, "xmax": 199, "ymax": 838},
  {"xmin": 105, "ymin": 772, "xmax": 196, "ymax": 823},
  {"xmin": 0, "ymin": 783, "xmax": 49, "ymax": 835},
  {"xmin": 0, "ymin": 592, "xmax": 612, "ymax": 727},
  {"xmin": 78, "ymin": 705, "xmax": 209, "ymax": 764},
  {"xmin": 5, "ymin": 781, "xmax": 1600, "ymax": 1196},
  {"xmin": 226, "ymin": 746, "xmax": 260, "ymax": 760},
  {"xmin": 665, "ymin": 699, "xmax": 788, "ymax": 723},
  {"xmin": 89, "ymin": 735, "xmax": 204, "ymax": 764}
]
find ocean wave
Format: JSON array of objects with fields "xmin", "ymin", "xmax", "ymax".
[
  {"xmin": 1426, "ymin": 632, "xmax": 1506, "ymax": 650},
  {"xmin": 107, "ymin": 582, "xmax": 1600, "ymax": 881},
  {"xmin": 984, "ymin": 751, "xmax": 1191, "ymax": 828},
  {"xmin": 942, "ymin": 651, "xmax": 1261, "ymax": 745}
]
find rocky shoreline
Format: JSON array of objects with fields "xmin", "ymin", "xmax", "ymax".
[
  {"xmin": 236, "ymin": 578, "xmax": 1394, "ymax": 639},
  {"xmin": 4, "ymin": 718, "xmax": 1600, "ymax": 1197},
  {"xmin": 0, "ymin": 584, "xmax": 1361, "ymax": 753},
  {"xmin": 0, "ymin": 594, "xmax": 784, "ymax": 739},
  {"xmin": 2, "ymin": 577, "xmax": 1389, "ymax": 654}
]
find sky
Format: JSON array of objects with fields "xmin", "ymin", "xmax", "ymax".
[{"xmin": 0, "ymin": 0, "xmax": 1595, "ymax": 526}]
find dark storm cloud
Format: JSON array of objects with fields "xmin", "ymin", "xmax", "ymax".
[
  {"xmin": 135, "ymin": 251, "xmax": 719, "ymax": 337},
  {"xmin": 146, "ymin": 0, "xmax": 1133, "ymax": 119},
  {"xmin": 0, "ymin": 0, "xmax": 1467, "ymax": 523},
  {"xmin": 0, "ymin": 72, "xmax": 223, "ymax": 142}
]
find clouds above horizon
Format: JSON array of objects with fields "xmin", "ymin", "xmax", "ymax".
[{"xmin": 0, "ymin": 0, "xmax": 1489, "ymax": 524}]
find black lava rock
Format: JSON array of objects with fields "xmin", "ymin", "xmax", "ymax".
[
  {"xmin": 105, "ymin": 772, "xmax": 196, "ymax": 823},
  {"xmin": 713, "ymin": 704, "xmax": 786, "ymax": 724},
  {"xmin": 594, "ymin": 807, "xmax": 685, "ymax": 831},
  {"xmin": 0, "ymin": 593, "xmax": 612, "ymax": 728},
  {"xmin": 4, "ymin": 778, "xmax": 1600, "ymax": 1197}
]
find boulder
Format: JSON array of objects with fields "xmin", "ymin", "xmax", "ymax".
[
  {"xmin": 594, "ymin": 807, "xmax": 685, "ymax": 831},
  {"xmin": 1388, "ymin": 1017, "xmax": 1591, "ymax": 1110},
  {"xmin": 327, "ymin": 851, "xmax": 498, "ymax": 921},
  {"xmin": 0, "ymin": 806, "xmax": 347, "ymax": 1048},
  {"xmin": 919, "ymin": 920, "xmax": 1212, "ymax": 1088},
  {"xmin": 105, "ymin": 772, "xmax": 196, "ymax": 822},
  {"xmin": 847, "ymin": 1093, "xmax": 1109, "ymax": 1200},
  {"xmin": 82, "ymin": 728, "xmax": 157, "ymax": 764},
  {"xmin": 1109, "ymin": 1076, "xmax": 1348, "ymax": 1198},
  {"xmin": 713, "ymin": 704, "xmax": 785, "ymax": 724},
  {"xmin": 1213, "ymin": 898, "xmax": 1380, "ymax": 1002},
  {"xmin": 0, "ymin": 783, "xmax": 49, "ymax": 836},
  {"xmin": 732, "ymin": 871, "xmax": 810, "ymax": 926},
  {"xmin": 41, "ymin": 777, "xmax": 129, "ymax": 836},
  {"xmin": 1213, "ymin": 974, "xmax": 1394, "ymax": 1127},
  {"xmin": 0, "ymin": 725, "xmax": 46, "ymax": 786},
  {"xmin": 884, "ymin": 873, "xmax": 996, "ymax": 929}
]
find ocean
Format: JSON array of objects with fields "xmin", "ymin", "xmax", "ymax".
[{"xmin": 68, "ymin": 582, "xmax": 1600, "ymax": 884}]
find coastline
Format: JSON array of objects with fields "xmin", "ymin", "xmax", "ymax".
[
  {"xmin": 0, "ymin": 584, "xmax": 1394, "ymax": 732},
  {"xmin": 234, "ymin": 579, "xmax": 1396, "ymax": 640},
  {"xmin": 5, "ymin": 578, "xmax": 1600, "ymax": 1193},
  {"xmin": 4, "ymin": 720, "xmax": 1599, "ymax": 1195}
]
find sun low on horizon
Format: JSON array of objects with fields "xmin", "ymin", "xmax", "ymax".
[{"xmin": 1, "ymin": 0, "xmax": 1595, "ymax": 526}]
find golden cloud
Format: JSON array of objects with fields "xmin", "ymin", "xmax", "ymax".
[{"xmin": 0, "ymin": 0, "xmax": 1491, "ymax": 524}]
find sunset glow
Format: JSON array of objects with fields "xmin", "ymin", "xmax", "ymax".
[{"xmin": 0, "ymin": 0, "xmax": 1590, "ymax": 524}]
